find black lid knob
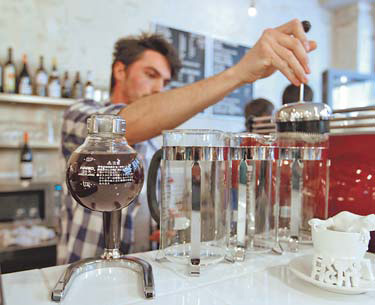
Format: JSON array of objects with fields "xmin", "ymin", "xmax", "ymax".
[{"xmin": 302, "ymin": 20, "xmax": 311, "ymax": 33}]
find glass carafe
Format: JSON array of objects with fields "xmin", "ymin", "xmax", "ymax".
[
  {"xmin": 230, "ymin": 133, "xmax": 278, "ymax": 260},
  {"xmin": 66, "ymin": 117, "xmax": 143, "ymax": 214},
  {"xmin": 52, "ymin": 114, "xmax": 155, "ymax": 302},
  {"xmin": 147, "ymin": 129, "xmax": 231, "ymax": 276},
  {"xmin": 275, "ymin": 101, "xmax": 331, "ymax": 246}
]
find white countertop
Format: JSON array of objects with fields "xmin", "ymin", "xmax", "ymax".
[{"xmin": 3, "ymin": 247, "xmax": 375, "ymax": 305}]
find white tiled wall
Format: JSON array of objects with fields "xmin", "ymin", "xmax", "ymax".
[{"xmin": 0, "ymin": 0, "xmax": 332, "ymax": 111}]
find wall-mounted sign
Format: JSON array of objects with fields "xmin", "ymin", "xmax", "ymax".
[
  {"xmin": 212, "ymin": 40, "xmax": 253, "ymax": 116},
  {"xmin": 155, "ymin": 24, "xmax": 253, "ymax": 117},
  {"xmin": 155, "ymin": 24, "xmax": 205, "ymax": 89}
]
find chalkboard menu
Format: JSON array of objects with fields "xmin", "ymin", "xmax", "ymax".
[
  {"xmin": 212, "ymin": 40, "xmax": 253, "ymax": 116},
  {"xmin": 155, "ymin": 24, "xmax": 205, "ymax": 89},
  {"xmin": 154, "ymin": 24, "xmax": 253, "ymax": 117}
]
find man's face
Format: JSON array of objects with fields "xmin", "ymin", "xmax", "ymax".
[{"xmin": 121, "ymin": 50, "xmax": 172, "ymax": 103}]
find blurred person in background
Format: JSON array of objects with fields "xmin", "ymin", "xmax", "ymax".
[
  {"xmin": 244, "ymin": 98, "xmax": 275, "ymax": 132},
  {"xmin": 59, "ymin": 18, "xmax": 317, "ymax": 264},
  {"xmin": 282, "ymin": 83, "xmax": 314, "ymax": 104}
]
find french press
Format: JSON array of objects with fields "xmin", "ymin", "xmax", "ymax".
[
  {"xmin": 147, "ymin": 129, "xmax": 231, "ymax": 276},
  {"xmin": 274, "ymin": 20, "xmax": 332, "ymax": 247},
  {"xmin": 230, "ymin": 133, "xmax": 278, "ymax": 260},
  {"xmin": 275, "ymin": 95, "xmax": 331, "ymax": 246},
  {"xmin": 52, "ymin": 114, "xmax": 155, "ymax": 302}
]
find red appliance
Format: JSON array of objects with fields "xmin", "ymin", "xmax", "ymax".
[{"xmin": 328, "ymin": 106, "xmax": 375, "ymax": 253}]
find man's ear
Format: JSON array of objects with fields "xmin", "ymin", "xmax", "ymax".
[{"xmin": 113, "ymin": 61, "xmax": 127, "ymax": 83}]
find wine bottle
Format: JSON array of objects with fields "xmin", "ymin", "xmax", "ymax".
[
  {"xmin": 18, "ymin": 54, "xmax": 32, "ymax": 95},
  {"xmin": 3, "ymin": 47, "xmax": 16, "ymax": 94},
  {"xmin": 48, "ymin": 58, "xmax": 61, "ymax": 98},
  {"xmin": 84, "ymin": 71, "xmax": 95, "ymax": 100},
  {"xmin": 61, "ymin": 71, "xmax": 71, "ymax": 98},
  {"xmin": 35, "ymin": 56, "xmax": 48, "ymax": 96},
  {"xmin": 20, "ymin": 131, "xmax": 33, "ymax": 180},
  {"xmin": 72, "ymin": 71, "xmax": 83, "ymax": 99}
]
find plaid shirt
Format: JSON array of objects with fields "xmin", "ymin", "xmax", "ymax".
[{"xmin": 58, "ymin": 99, "xmax": 158, "ymax": 264}]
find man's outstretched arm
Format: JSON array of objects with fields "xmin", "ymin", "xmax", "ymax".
[{"xmin": 120, "ymin": 19, "xmax": 317, "ymax": 145}]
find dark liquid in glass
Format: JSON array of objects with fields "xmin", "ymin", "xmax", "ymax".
[{"xmin": 66, "ymin": 152, "xmax": 144, "ymax": 212}]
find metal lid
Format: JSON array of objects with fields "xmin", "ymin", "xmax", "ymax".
[
  {"xmin": 275, "ymin": 101, "xmax": 331, "ymax": 123},
  {"xmin": 87, "ymin": 114, "xmax": 126, "ymax": 134}
]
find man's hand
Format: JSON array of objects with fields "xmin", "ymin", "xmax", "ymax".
[{"xmin": 233, "ymin": 19, "xmax": 317, "ymax": 86}]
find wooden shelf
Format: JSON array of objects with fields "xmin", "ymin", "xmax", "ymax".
[
  {"xmin": 0, "ymin": 142, "xmax": 60, "ymax": 150},
  {"xmin": 0, "ymin": 93, "xmax": 75, "ymax": 107}
]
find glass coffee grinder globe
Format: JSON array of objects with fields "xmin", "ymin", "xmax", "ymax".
[{"xmin": 51, "ymin": 114, "xmax": 155, "ymax": 302}]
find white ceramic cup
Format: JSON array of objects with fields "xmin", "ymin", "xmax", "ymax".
[{"xmin": 311, "ymin": 226, "xmax": 369, "ymax": 260}]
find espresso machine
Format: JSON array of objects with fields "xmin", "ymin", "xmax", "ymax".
[{"xmin": 51, "ymin": 115, "xmax": 155, "ymax": 302}]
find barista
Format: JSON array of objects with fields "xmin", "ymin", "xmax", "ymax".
[{"xmin": 60, "ymin": 18, "xmax": 316, "ymax": 263}]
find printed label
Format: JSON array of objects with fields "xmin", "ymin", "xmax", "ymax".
[
  {"xmin": 77, "ymin": 158, "xmax": 139, "ymax": 185},
  {"xmin": 163, "ymin": 165, "xmax": 186, "ymax": 207},
  {"xmin": 73, "ymin": 85, "xmax": 83, "ymax": 99},
  {"xmin": 84, "ymin": 86, "xmax": 95, "ymax": 99},
  {"xmin": 4, "ymin": 66, "xmax": 16, "ymax": 92},
  {"xmin": 20, "ymin": 162, "xmax": 33, "ymax": 178},
  {"xmin": 36, "ymin": 72, "xmax": 48, "ymax": 85},
  {"xmin": 19, "ymin": 77, "xmax": 32, "ymax": 95},
  {"xmin": 48, "ymin": 81, "xmax": 61, "ymax": 98}
]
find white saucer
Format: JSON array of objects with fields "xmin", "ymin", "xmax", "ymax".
[{"xmin": 288, "ymin": 254, "xmax": 375, "ymax": 294}]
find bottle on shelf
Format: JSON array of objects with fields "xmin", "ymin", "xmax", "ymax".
[
  {"xmin": 20, "ymin": 131, "xmax": 33, "ymax": 180},
  {"xmin": 61, "ymin": 71, "xmax": 71, "ymax": 98},
  {"xmin": 84, "ymin": 70, "xmax": 95, "ymax": 100},
  {"xmin": 48, "ymin": 57, "xmax": 61, "ymax": 98},
  {"xmin": 72, "ymin": 71, "xmax": 83, "ymax": 99},
  {"xmin": 34, "ymin": 55, "xmax": 48, "ymax": 97},
  {"xmin": 3, "ymin": 47, "xmax": 16, "ymax": 94},
  {"xmin": 18, "ymin": 54, "xmax": 32, "ymax": 95}
]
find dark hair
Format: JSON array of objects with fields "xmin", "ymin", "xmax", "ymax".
[
  {"xmin": 110, "ymin": 33, "xmax": 182, "ymax": 92},
  {"xmin": 282, "ymin": 84, "xmax": 313, "ymax": 105},
  {"xmin": 244, "ymin": 98, "xmax": 274, "ymax": 132},
  {"xmin": 244, "ymin": 98, "xmax": 274, "ymax": 118}
]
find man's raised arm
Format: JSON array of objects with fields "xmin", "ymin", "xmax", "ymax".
[{"xmin": 120, "ymin": 19, "xmax": 317, "ymax": 145}]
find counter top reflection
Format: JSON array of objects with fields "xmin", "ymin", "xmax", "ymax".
[{"xmin": 2, "ymin": 247, "xmax": 375, "ymax": 305}]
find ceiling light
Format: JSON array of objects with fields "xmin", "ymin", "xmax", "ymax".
[
  {"xmin": 340, "ymin": 75, "xmax": 348, "ymax": 84},
  {"xmin": 248, "ymin": 0, "xmax": 257, "ymax": 17}
]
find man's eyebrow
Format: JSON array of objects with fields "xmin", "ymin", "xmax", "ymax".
[
  {"xmin": 145, "ymin": 66, "xmax": 160, "ymax": 76},
  {"xmin": 145, "ymin": 66, "xmax": 171, "ymax": 85}
]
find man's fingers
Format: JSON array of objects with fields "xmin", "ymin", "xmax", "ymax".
[
  {"xmin": 266, "ymin": 45, "xmax": 300, "ymax": 86},
  {"xmin": 308, "ymin": 40, "xmax": 317, "ymax": 52},
  {"xmin": 272, "ymin": 43, "xmax": 307, "ymax": 84},
  {"xmin": 276, "ymin": 19, "xmax": 309, "ymax": 51},
  {"xmin": 275, "ymin": 33, "xmax": 310, "ymax": 74}
]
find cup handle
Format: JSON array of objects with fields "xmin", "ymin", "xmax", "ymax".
[{"xmin": 147, "ymin": 149, "xmax": 162, "ymax": 225}]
